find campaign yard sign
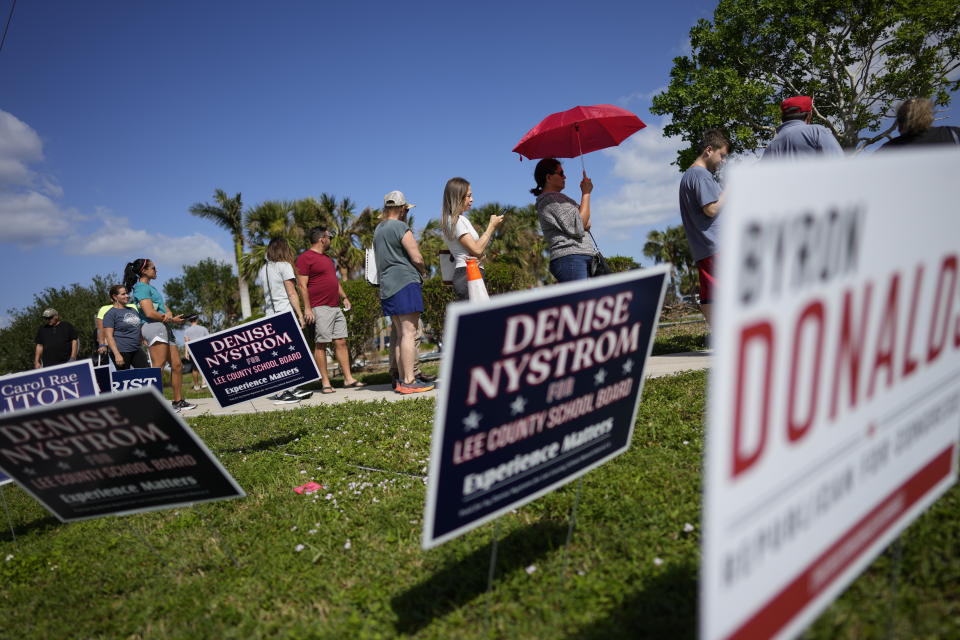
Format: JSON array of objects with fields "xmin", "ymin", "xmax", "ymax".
[
  {"xmin": 186, "ymin": 310, "xmax": 320, "ymax": 407},
  {"xmin": 0, "ymin": 361, "xmax": 99, "ymax": 486},
  {"xmin": 702, "ymin": 149, "xmax": 960, "ymax": 640},
  {"xmin": 110, "ymin": 367, "xmax": 162, "ymax": 393},
  {"xmin": 422, "ymin": 266, "xmax": 669, "ymax": 548},
  {"xmin": 0, "ymin": 386, "xmax": 244, "ymax": 521}
]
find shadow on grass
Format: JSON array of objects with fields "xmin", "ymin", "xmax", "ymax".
[
  {"xmin": 3, "ymin": 514, "xmax": 61, "ymax": 542},
  {"xmin": 391, "ymin": 520, "xmax": 568, "ymax": 634},
  {"xmin": 651, "ymin": 334, "xmax": 709, "ymax": 356},
  {"xmin": 221, "ymin": 429, "xmax": 310, "ymax": 453},
  {"xmin": 563, "ymin": 561, "xmax": 698, "ymax": 640}
]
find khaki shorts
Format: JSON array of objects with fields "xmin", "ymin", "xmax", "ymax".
[{"xmin": 313, "ymin": 306, "xmax": 348, "ymax": 343}]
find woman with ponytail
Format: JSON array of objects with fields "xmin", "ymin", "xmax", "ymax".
[
  {"xmin": 531, "ymin": 158, "xmax": 595, "ymax": 282},
  {"xmin": 441, "ymin": 177, "xmax": 503, "ymax": 300},
  {"xmin": 123, "ymin": 258, "xmax": 196, "ymax": 412}
]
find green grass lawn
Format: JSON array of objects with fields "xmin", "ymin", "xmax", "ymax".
[{"xmin": 2, "ymin": 371, "xmax": 956, "ymax": 639}]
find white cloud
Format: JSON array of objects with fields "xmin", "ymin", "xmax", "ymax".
[
  {"xmin": 68, "ymin": 213, "xmax": 231, "ymax": 270},
  {"xmin": 0, "ymin": 110, "xmax": 73, "ymax": 244},
  {"xmin": 0, "ymin": 191, "xmax": 78, "ymax": 244},
  {"xmin": 594, "ymin": 122, "xmax": 686, "ymax": 231},
  {"xmin": 0, "ymin": 111, "xmax": 43, "ymax": 186}
]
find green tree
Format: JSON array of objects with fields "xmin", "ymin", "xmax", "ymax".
[
  {"xmin": 643, "ymin": 226, "xmax": 696, "ymax": 299},
  {"xmin": 468, "ymin": 203, "xmax": 549, "ymax": 284},
  {"xmin": 163, "ymin": 259, "xmax": 245, "ymax": 331},
  {"xmin": 0, "ymin": 275, "xmax": 115, "ymax": 374},
  {"xmin": 316, "ymin": 194, "xmax": 379, "ymax": 281},
  {"xmin": 189, "ymin": 189, "xmax": 252, "ymax": 318},
  {"xmin": 606, "ymin": 255, "xmax": 641, "ymax": 273},
  {"xmin": 651, "ymin": 0, "xmax": 960, "ymax": 166},
  {"xmin": 241, "ymin": 200, "xmax": 302, "ymax": 285}
]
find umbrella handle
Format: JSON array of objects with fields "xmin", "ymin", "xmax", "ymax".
[{"xmin": 575, "ymin": 125, "xmax": 587, "ymax": 176}]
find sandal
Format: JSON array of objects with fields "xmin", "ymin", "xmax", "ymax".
[
  {"xmin": 344, "ymin": 380, "xmax": 367, "ymax": 388},
  {"xmin": 321, "ymin": 386, "xmax": 336, "ymax": 394}
]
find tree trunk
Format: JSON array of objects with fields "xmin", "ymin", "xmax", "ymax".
[
  {"xmin": 238, "ymin": 276, "xmax": 252, "ymax": 319},
  {"xmin": 234, "ymin": 236, "xmax": 252, "ymax": 319}
]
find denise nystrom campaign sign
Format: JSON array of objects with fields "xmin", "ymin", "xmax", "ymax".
[
  {"xmin": 0, "ymin": 361, "xmax": 99, "ymax": 486},
  {"xmin": 0, "ymin": 386, "xmax": 244, "ymax": 521},
  {"xmin": 186, "ymin": 310, "xmax": 320, "ymax": 407},
  {"xmin": 422, "ymin": 266, "xmax": 669, "ymax": 548},
  {"xmin": 702, "ymin": 149, "xmax": 960, "ymax": 640}
]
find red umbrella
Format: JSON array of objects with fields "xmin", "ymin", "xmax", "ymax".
[{"xmin": 512, "ymin": 104, "xmax": 646, "ymax": 168}]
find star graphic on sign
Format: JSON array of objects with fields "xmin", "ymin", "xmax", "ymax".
[
  {"xmin": 57, "ymin": 462, "xmax": 71, "ymax": 470},
  {"xmin": 24, "ymin": 468, "xmax": 36, "ymax": 476},
  {"xmin": 231, "ymin": 363, "xmax": 238, "ymax": 370},
  {"xmin": 509, "ymin": 395, "xmax": 527, "ymax": 416},
  {"xmin": 462, "ymin": 411, "xmax": 482, "ymax": 432},
  {"xmin": 288, "ymin": 345, "xmax": 296, "ymax": 351},
  {"xmin": 271, "ymin": 351, "xmax": 278, "ymax": 357},
  {"xmin": 594, "ymin": 368, "xmax": 608, "ymax": 386},
  {"xmin": 133, "ymin": 449, "xmax": 147, "ymax": 458},
  {"xmin": 622, "ymin": 358, "xmax": 634, "ymax": 375},
  {"xmin": 211, "ymin": 369, "xmax": 220, "ymax": 376},
  {"xmin": 165, "ymin": 444, "xmax": 180, "ymax": 454}
]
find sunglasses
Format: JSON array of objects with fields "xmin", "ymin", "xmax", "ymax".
[{"xmin": 553, "ymin": 170, "xmax": 565, "ymax": 177}]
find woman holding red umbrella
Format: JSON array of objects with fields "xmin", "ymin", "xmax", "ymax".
[{"xmin": 531, "ymin": 158, "xmax": 596, "ymax": 282}]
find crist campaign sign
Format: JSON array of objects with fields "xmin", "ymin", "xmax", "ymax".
[
  {"xmin": 0, "ymin": 361, "xmax": 99, "ymax": 486},
  {"xmin": 186, "ymin": 310, "xmax": 320, "ymax": 407},
  {"xmin": 0, "ymin": 386, "xmax": 244, "ymax": 521},
  {"xmin": 422, "ymin": 266, "xmax": 669, "ymax": 548},
  {"xmin": 702, "ymin": 149, "xmax": 960, "ymax": 640},
  {"xmin": 110, "ymin": 367, "xmax": 162, "ymax": 393}
]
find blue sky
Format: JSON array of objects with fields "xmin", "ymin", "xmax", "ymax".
[{"xmin": 0, "ymin": 1, "xmax": 955, "ymax": 324}]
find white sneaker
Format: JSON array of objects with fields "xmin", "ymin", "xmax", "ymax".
[{"xmin": 192, "ymin": 385, "xmax": 202, "ymax": 391}]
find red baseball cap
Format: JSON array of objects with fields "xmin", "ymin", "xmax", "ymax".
[{"xmin": 781, "ymin": 96, "xmax": 812, "ymax": 114}]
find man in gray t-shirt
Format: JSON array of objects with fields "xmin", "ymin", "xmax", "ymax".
[{"xmin": 678, "ymin": 129, "xmax": 729, "ymax": 327}]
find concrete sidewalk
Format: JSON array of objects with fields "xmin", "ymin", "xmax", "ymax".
[{"xmin": 181, "ymin": 350, "xmax": 712, "ymax": 417}]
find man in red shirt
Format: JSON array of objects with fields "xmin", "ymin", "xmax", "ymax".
[{"xmin": 295, "ymin": 227, "xmax": 365, "ymax": 393}]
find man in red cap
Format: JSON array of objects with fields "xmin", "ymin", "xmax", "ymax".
[{"xmin": 762, "ymin": 96, "xmax": 843, "ymax": 159}]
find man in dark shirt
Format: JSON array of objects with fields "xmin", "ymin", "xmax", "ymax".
[{"xmin": 34, "ymin": 308, "xmax": 78, "ymax": 368}]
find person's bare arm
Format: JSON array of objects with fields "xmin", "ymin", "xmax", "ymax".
[
  {"xmin": 579, "ymin": 171, "xmax": 593, "ymax": 230},
  {"xmin": 401, "ymin": 230, "xmax": 427, "ymax": 276},
  {"xmin": 702, "ymin": 191, "xmax": 726, "ymax": 218},
  {"xmin": 96, "ymin": 318, "xmax": 108, "ymax": 354},
  {"xmin": 105, "ymin": 327, "xmax": 124, "ymax": 366},
  {"xmin": 457, "ymin": 214, "xmax": 504, "ymax": 258},
  {"xmin": 70, "ymin": 339, "xmax": 78, "ymax": 361},
  {"xmin": 337, "ymin": 282, "xmax": 351, "ymax": 311},
  {"xmin": 297, "ymin": 274, "xmax": 314, "ymax": 323},
  {"xmin": 34, "ymin": 344, "xmax": 43, "ymax": 369},
  {"xmin": 283, "ymin": 279, "xmax": 305, "ymax": 325}
]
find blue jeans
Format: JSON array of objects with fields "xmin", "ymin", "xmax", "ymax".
[{"xmin": 550, "ymin": 254, "xmax": 592, "ymax": 283}]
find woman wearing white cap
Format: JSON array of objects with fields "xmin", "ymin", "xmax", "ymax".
[{"xmin": 373, "ymin": 191, "xmax": 434, "ymax": 395}]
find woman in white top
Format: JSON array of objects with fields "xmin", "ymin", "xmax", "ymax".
[
  {"xmin": 441, "ymin": 177, "xmax": 504, "ymax": 300},
  {"xmin": 257, "ymin": 238, "xmax": 306, "ymax": 326},
  {"xmin": 256, "ymin": 237, "xmax": 311, "ymax": 404}
]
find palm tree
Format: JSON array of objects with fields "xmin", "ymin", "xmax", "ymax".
[
  {"xmin": 418, "ymin": 218, "xmax": 445, "ymax": 275},
  {"xmin": 469, "ymin": 203, "xmax": 549, "ymax": 283},
  {"xmin": 314, "ymin": 193, "xmax": 379, "ymax": 280},
  {"xmin": 189, "ymin": 189, "xmax": 252, "ymax": 319},
  {"xmin": 643, "ymin": 225, "xmax": 696, "ymax": 298},
  {"xmin": 240, "ymin": 200, "xmax": 301, "ymax": 285}
]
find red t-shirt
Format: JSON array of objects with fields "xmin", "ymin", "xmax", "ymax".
[{"xmin": 295, "ymin": 250, "xmax": 340, "ymax": 308}]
